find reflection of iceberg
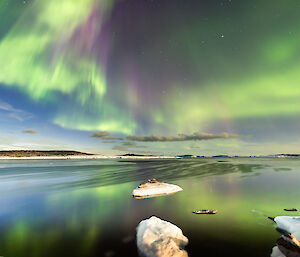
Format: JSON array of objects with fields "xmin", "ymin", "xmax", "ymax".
[
  {"xmin": 270, "ymin": 216, "xmax": 300, "ymax": 257},
  {"xmin": 271, "ymin": 246, "xmax": 284, "ymax": 257},
  {"xmin": 136, "ymin": 216, "xmax": 188, "ymax": 257}
]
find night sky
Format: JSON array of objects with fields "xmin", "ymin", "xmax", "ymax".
[{"xmin": 0, "ymin": 0, "xmax": 300, "ymax": 155}]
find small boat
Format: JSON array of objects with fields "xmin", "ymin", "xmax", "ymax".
[
  {"xmin": 284, "ymin": 208, "xmax": 298, "ymax": 212},
  {"xmin": 192, "ymin": 209, "xmax": 218, "ymax": 214}
]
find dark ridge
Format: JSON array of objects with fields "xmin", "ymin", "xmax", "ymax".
[
  {"xmin": 0, "ymin": 150, "xmax": 94, "ymax": 157},
  {"xmin": 274, "ymin": 154, "xmax": 300, "ymax": 157},
  {"xmin": 177, "ymin": 155, "xmax": 194, "ymax": 158},
  {"xmin": 120, "ymin": 153, "xmax": 150, "ymax": 157}
]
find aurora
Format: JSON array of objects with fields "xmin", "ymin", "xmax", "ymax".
[{"xmin": 0, "ymin": 0, "xmax": 300, "ymax": 155}]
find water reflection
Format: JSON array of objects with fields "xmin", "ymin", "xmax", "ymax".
[
  {"xmin": 118, "ymin": 159, "xmax": 267, "ymax": 182},
  {"xmin": 0, "ymin": 158, "xmax": 299, "ymax": 257},
  {"xmin": 0, "ymin": 183, "xmax": 138, "ymax": 257},
  {"xmin": 0, "ymin": 159, "xmax": 268, "ymax": 196}
]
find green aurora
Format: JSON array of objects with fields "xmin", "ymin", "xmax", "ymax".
[{"xmin": 1, "ymin": 0, "xmax": 300, "ymax": 154}]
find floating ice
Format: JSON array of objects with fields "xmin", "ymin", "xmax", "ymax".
[
  {"xmin": 136, "ymin": 216, "xmax": 188, "ymax": 257},
  {"xmin": 132, "ymin": 179, "xmax": 183, "ymax": 198}
]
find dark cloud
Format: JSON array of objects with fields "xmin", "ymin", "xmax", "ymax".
[
  {"xmin": 103, "ymin": 136, "xmax": 124, "ymax": 140},
  {"xmin": 121, "ymin": 141, "xmax": 137, "ymax": 146},
  {"xmin": 91, "ymin": 131, "xmax": 123, "ymax": 140},
  {"xmin": 91, "ymin": 131, "xmax": 110, "ymax": 138},
  {"xmin": 127, "ymin": 132, "xmax": 239, "ymax": 142},
  {"xmin": 22, "ymin": 129, "xmax": 37, "ymax": 134},
  {"xmin": 122, "ymin": 141, "xmax": 146, "ymax": 148}
]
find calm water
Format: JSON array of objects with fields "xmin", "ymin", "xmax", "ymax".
[{"xmin": 0, "ymin": 158, "xmax": 299, "ymax": 257}]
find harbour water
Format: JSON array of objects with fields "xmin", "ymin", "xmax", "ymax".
[{"xmin": 0, "ymin": 158, "xmax": 299, "ymax": 257}]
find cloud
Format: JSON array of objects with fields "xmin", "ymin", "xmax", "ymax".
[
  {"xmin": 121, "ymin": 141, "xmax": 146, "ymax": 148},
  {"xmin": 102, "ymin": 136, "xmax": 124, "ymax": 140},
  {"xmin": 127, "ymin": 132, "xmax": 239, "ymax": 142},
  {"xmin": 22, "ymin": 129, "xmax": 37, "ymax": 134},
  {"xmin": 122, "ymin": 141, "xmax": 137, "ymax": 146},
  {"xmin": 0, "ymin": 101, "xmax": 13, "ymax": 112},
  {"xmin": 91, "ymin": 131, "xmax": 110, "ymax": 138},
  {"xmin": 112, "ymin": 141, "xmax": 147, "ymax": 151},
  {"xmin": 112, "ymin": 145, "xmax": 149, "ymax": 153},
  {"xmin": 91, "ymin": 131, "xmax": 123, "ymax": 140},
  {"xmin": 0, "ymin": 100, "xmax": 33, "ymax": 121}
]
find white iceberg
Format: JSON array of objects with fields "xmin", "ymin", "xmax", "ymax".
[
  {"xmin": 132, "ymin": 179, "xmax": 183, "ymax": 198},
  {"xmin": 274, "ymin": 216, "xmax": 300, "ymax": 236},
  {"xmin": 271, "ymin": 216, "xmax": 300, "ymax": 256},
  {"xmin": 136, "ymin": 216, "xmax": 188, "ymax": 257}
]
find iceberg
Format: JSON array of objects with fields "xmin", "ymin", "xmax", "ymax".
[
  {"xmin": 132, "ymin": 179, "xmax": 183, "ymax": 199},
  {"xmin": 274, "ymin": 216, "xmax": 300, "ymax": 236},
  {"xmin": 270, "ymin": 216, "xmax": 300, "ymax": 256},
  {"xmin": 136, "ymin": 216, "xmax": 188, "ymax": 257}
]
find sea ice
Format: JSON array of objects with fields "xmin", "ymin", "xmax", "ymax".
[
  {"xmin": 136, "ymin": 216, "xmax": 188, "ymax": 257},
  {"xmin": 274, "ymin": 216, "xmax": 300, "ymax": 236},
  {"xmin": 132, "ymin": 179, "xmax": 183, "ymax": 198}
]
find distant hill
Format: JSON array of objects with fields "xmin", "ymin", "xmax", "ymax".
[
  {"xmin": 0, "ymin": 150, "xmax": 93, "ymax": 157},
  {"xmin": 121, "ymin": 153, "xmax": 148, "ymax": 157},
  {"xmin": 269, "ymin": 154, "xmax": 300, "ymax": 158}
]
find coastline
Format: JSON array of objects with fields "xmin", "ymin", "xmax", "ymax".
[
  {"xmin": 0, "ymin": 152, "xmax": 299, "ymax": 160},
  {"xmin": 0, "ymin": 155, "xmax": 178, "ymax": 160}
]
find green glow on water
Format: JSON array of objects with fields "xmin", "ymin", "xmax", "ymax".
[{"xmin": 0, "ymin": 159, "xmax": 299, "ymax": 256}]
